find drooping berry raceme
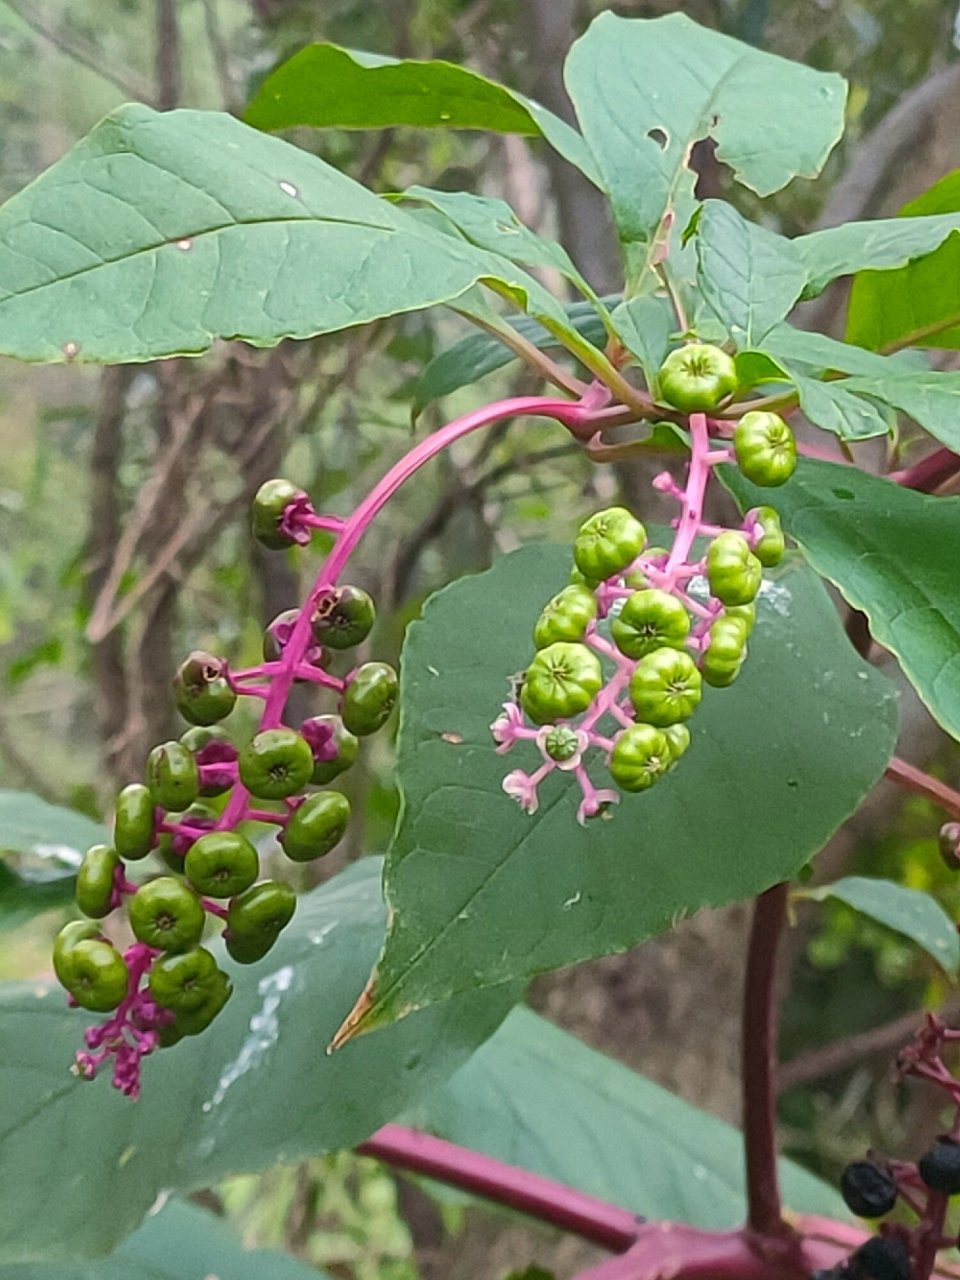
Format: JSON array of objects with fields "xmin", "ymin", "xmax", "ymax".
[
  {"xmin": 54, "ymin": 391, "xmax": 619, "ymax": 1097},
  {"xmin": 491, "ymin": 405, "xmax": 794, "ymax": 823}
]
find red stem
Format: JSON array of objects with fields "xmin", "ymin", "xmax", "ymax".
[
  {"xmin": 890, "ymin": 448, "xmax": 960, "ymax": 492},
  {"xmin": 356, "ymin": 1123, "xmax": 642, "ymax": 1252},
  {"xmin": 742, "ymin": 883, "xmax": 790, "ymax": 1238},
  {"xmin": 885, "ymin": 756, "xmax": 960, "ymax": 821}
]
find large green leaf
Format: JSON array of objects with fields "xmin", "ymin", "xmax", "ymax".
[
  {"xmin": 563, "ymin": 13, "xmax": 845, "ymax": 279},
  {"xmin": 0, "ymin": 793, "xmax": 107, "ymax": 932},
  {"xmin": 800, "ymin": 877, "xmax": 959, "ymax": 978},
  {"xmin": 720, "ymin": 459, "xmax": 960, "ymax": 742},
  {"xmin": 0, "ymin": 858, "xmax": 518, "ymax": 1263},
  {"xmin": 398, "ymin": 187, "xmax": 596, "ymax": 301},
  {"xmin": 694, "ymin": 202, "xmax": 807, "ymax": 348},
  {"xmin": 244, "ymin": 44, "xmax": 601, "ymax": 186},
  {"xmin": 796, "ymin": 211, "xmax": 960, "ymax": 299},
  {"xmin": 413, "ymin": 1007, "xmax": 846, "ymax": 1229},
  {"xmin": 338, "ymin": 544, "xmax": 896, "ymax": 1039},
  {"xmin": 0, "ymin": 1200, "xmax": 331, "ymax": 1280},
  {"xmin": 608, "ymin": 295, "xmax": 674, "ymax": 382},
  {"xmin": 846, "ymin": 172, "xmax": 960, "ymax": 352},
  {"xmin": 0, "ymin": 105, "xmax": 566, "ymax": 364}
]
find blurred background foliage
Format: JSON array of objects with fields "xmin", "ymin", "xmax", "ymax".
[{"xmin": 3, "ymin": 1, "xmax": 960, "ymax": 1276}]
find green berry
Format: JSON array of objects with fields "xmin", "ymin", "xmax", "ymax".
[
  {"xmin": 609, "ymin": 724, "xmax": 670, "ymax": 792},
  {"xmin": 629, "ymin": 647, "xmax": 702, "ymax": 727},
  {"xmin": 161, "ymin": 968, "xmax": 232, "ymax": 1040},
  {"xmin": 280, "ymin": 792, "xmax": 351, "ymax": 862},
  {"xmin": 311, "ymin": 585, "xmax": 376, "ymax": 650},
  {"xmin": 53, "ymin": 919, "xmax": 101, "ymax": 987},
  {"xmin": 543, "ymin": 725, "xmax": 582, "ymax": 763},
  {"xmin": 225, "ymin": 881, "xmax": 296, "ymax": 964},
  {"xmin": 114, "ymin": 783, "xmax": 156, "ymax": 861},
  {"xmin": 75, "ymin": 844, "xmax": 119, "ymax": 918},
  {"xmin": 749, "ymin": 506, "xmax": 786, "ymax": 568},
  {"xmin": 658, "ymin": 343, "xmax": 738, "ymax": 412},
  {"xmin": 184, "ymin": 830, "xmax": 260, "ymax": 898},
  {"xmin": 149, "ymin": 946, "xmax": 226, "ymax": 1013},
  {"xmin": 661, "ymin": 723, "xmax": 691, "ymax": 767},
  {"xmin": 146, "ymin": 740, "xmax": 200, "ymax": 812},
  {"xmin": 612, "ymin": 588, "xmax": 691, "ymax": 660},
  {"xmin": 173, "ymin": 651, "xmax": 237, "ymax": 727},
  {"xmin": 701, "ymin": 614, "xmax": 749, "ymax": 689},
  {"xmin": 724, "ymin": 602, "xmax": 756, "ymax": 637},
  {"xmin": 706, "ymin": 532, "xmax": 762, "ymax": 607},
  {"xmin": 533, "ymin": 585, "xmax": 598, "ymax": 649},
  {"xmin": 733, "ymin": 412, "xmax": 797, "ymax": 487},
  {"xmin": 128, "ymin": 877, "xmax": 205, "ymax": 953},
  {"xmin": 520, "ymin": 642, "xmax": 602, "ymax": 725},
  {"xmin": 56, "ymin": 938, "xmax": 130, "ymax": 1012},
  {"xmin": 238, "ymin": 727, "xmax": 314, "ymax": 800},
  {"xmin": 252, "ymin": 478, "xmax": 307, "ymax": 550},
  {"xmin": 573, "ymin": 507, "xmax": 646, "ymax": 582},
  {"xmin": 341, "ymin": 662, "xmax": 399, "ymax": 737}
]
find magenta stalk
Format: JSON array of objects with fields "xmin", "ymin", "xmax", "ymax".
[
  {"xmin": 741, "ymin": 882, "xmax": 790, "ymax": 1239},
  {"xmin": 357, "ymin": 1123, "xmax": 642, "ymax": 1252}
]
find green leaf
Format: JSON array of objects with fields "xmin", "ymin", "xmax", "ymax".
[
  {"xmin": 0, "ymin": 858, "xmax": 518, "ymax": 1263},
  {"xmin": 411, "ymin": 301, "xmax": 610, "ymax": 419},
  {"xmin": 609, "ymin": 295, "xmax": 673, "ymax": 381},
  {"xmin": 340, "ymin": 544, "xmax": 896, "ymax": 1038},
  {"xmin": 719, "ymin": 458, "xmax": 960, "ymax": 743},
  {"xmin": 846, "ymin": 171, "xmax": 960, "ymax": 351},
  {"xmin": 0, "ymin": 1199, "xmax": 332, "ymax": 1280},
  {"xmin": 244, "ymin": 44, "xmax": 601, "ymax": 186},
  {"xmin": 399, "ymin": 187, "xmax": 597, "ymax": 301},
  {"xmin": 0, "ymin": 105, "xmax": 566, "ymax": 364},
  {"xmin": 0, "ymin": 791, "xmax": 108, "ymax": 930},
  {"xmin": 694, "ymin": 201, "xmax": 807, "ymax": 347},
  {"xmin": 761, "ymin": 325, "xmax": 920, "ymax": 379},
  {"xmin": 0, "ymin": 791, "xmax": 106, "ymax": 862},
  {"xmin": 796, "ymin": 211, "xmax": 960, "ymax": 299},
  {"xmin": 789, "ymin": 373, "xmax": 890, "ymax": 441},
  {"xmin": 564, "ymin": 13, "xmax": 845, "ymax": 279},
  {"xmin": 414, "ymin": 1007, "xmax": 846, "ymax": 1229},
  {"xmin": 800, "ymin": 877, "xmax": 959, "ymax": 977}
]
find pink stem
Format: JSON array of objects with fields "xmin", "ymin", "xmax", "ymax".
[
  {"xmin": 885, "ymin": 757, "xmax": 960, "ymax": 821},
  {"xmin": 662, "ymin": 414, "xmax": 712, "ymax": 592},
  {"xmin": 356, "ymin": 1123, "xmax": 642, "ymax": 1252},
  {"xmin": 219, "ymin": 395, "xmax": 599, "ymax": 830}
]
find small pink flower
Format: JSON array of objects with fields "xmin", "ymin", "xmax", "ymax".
[
  {"xmin": 536, "ymin": 725, "xmax": 588, "ymax": 772},
  {"xmin": 491, "ymin": 701, "xmax": 524, "ymax": 753},
  {"xmin": 577, "ymin": 788, "xmax": 619, "ymax": 825},
  {"xmin": 502, "ymin": 769, "xmax": 540, "ymax": 815}
]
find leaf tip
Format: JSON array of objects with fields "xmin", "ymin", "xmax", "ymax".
[{"xmin": 329, "ymin": 979, "xmax": 378, "ymax": 1052}]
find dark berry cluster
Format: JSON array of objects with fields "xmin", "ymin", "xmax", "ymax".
[{"xmin": 53, "ymin": 478, "xmax": 397, "ymax": 1097}]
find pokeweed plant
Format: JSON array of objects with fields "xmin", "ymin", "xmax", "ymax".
[{"xmin": 6, "ymin": 10, "xmax": 960, "ymax": 1280}]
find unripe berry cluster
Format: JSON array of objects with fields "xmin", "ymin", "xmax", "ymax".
[
  {"xmin": 54, "ymin": 478, "xmax": 398, "ymax": 1097},
  {"xmin": 491, "ymin": 357, "xmax": 796, "ymax": 823}
]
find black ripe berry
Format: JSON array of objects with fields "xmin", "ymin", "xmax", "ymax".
[
  {"xmin": 848, "ymin": 1236, "xmax": 911, "ymax": 1280},
  {"xmin": 840, "ymin": 1160, "xmax": 898, "ymax": 1218},
  {"xmin": 918, "ymin": 1136, "xmax": 960, "ymax": 1194}
]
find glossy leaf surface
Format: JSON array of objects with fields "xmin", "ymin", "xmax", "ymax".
[
  {"xmin": 722, "ymin": 459, "xmax": 960, "ymax": 741},
  {"xmin": 340, "ymin": 544, "xmax": 897, "ymax": 1039},
  {"xmin": 244, "ymin": 43, "xmax": 600, "ymax": 184},
  {"xmin": 415, "ymin": 1007, "xmax": 847, "ymax": 1229}
]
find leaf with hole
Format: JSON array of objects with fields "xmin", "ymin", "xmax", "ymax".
[{"xmin": 563, "ymin": 13, "xmax": 845, "ymax": 281}]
